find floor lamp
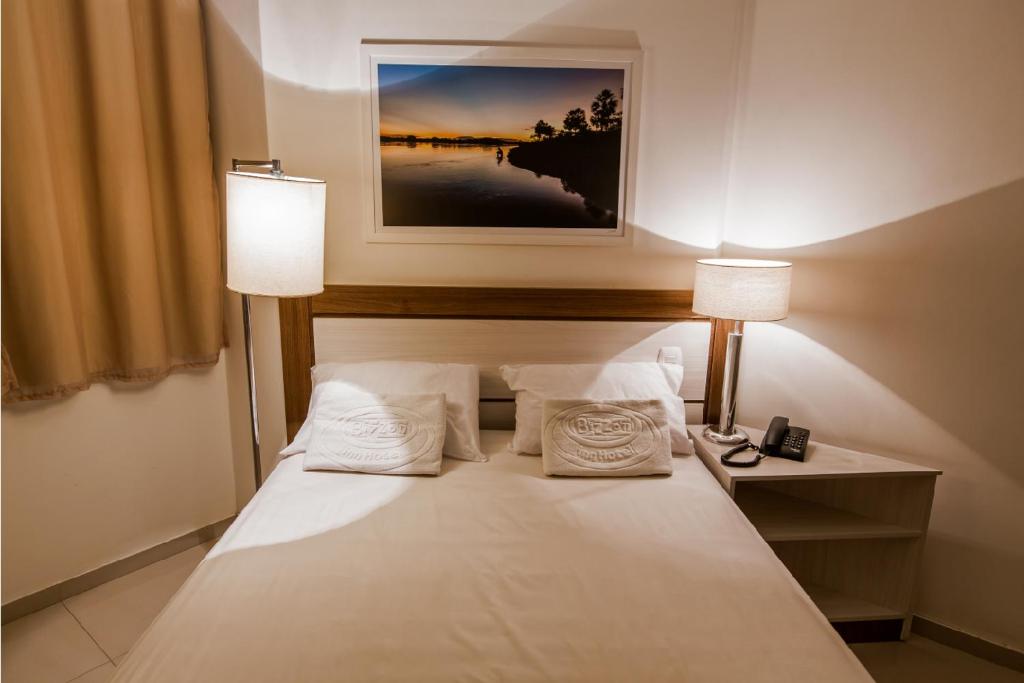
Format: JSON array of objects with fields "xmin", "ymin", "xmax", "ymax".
[
  {"xmin": 692, "ymin": 258, "xmax": 792, "ymax": 445},
  {"xmin": 226, "ymin": 159, "xmax": 326, "ymax": 488}
]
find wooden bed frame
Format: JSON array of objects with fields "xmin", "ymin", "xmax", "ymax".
[{"xmin": 279, "ymin": 285, "xmax": 731, "ymax": 441}]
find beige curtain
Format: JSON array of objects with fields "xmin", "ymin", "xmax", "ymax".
[{"xmin": 2, "ymin": 0, "xmax": 224, "ymax": 403}]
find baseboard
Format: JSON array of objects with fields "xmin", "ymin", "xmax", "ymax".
[
  {"xmin": 2, "ymin": 516, "xmax": 235, "ymax": 625},
  {"xmin": 912, "ymin": 616, "xmax": 1024, "ymax": 673}
]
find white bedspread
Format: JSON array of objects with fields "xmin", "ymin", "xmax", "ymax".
[{"xmin": 113, "ymin": 431, "xmax": 870, "ymax": 682}]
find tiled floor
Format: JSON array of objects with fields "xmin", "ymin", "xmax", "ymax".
[
  {"xmin": 3, "ymin": 540, "xmax": 1021, "ymax": 682},
  {"xmin": 2, "ymin": 542, "xmax": 212, "ymax": 683}
]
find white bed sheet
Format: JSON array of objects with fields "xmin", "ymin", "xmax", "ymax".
[{"xmin": 113, "ymin": 431, "xmax": 870, "ymax": 682}]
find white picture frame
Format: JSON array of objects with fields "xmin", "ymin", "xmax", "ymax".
[{"xmin": 360, "ymin": 42, "xmax": 643, "ymax": 246}]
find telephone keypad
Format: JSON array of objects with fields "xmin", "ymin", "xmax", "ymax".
[
  {"xmin": 779, "ymin": 429, "xmax": 810, "ymax": 461},
  {"xmin": 784, "ymin": 433, "xmax": 807, "ymax": 449}
]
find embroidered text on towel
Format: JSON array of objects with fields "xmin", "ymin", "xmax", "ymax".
[{"xmin": 546, "ymin": 403, "xmax": 661, "ymax": 470}]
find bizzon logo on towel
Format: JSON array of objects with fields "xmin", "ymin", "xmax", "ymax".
[
  {"xmin": 339, "ymin": 414, "xmax": 412, "ymax": 445},
  {"xmin": 333, "ymin": 406, "xmax": 419, "ymax": 450},
  {"xmin": 547, "ymin": 403, "xmax": 661, "ymax": 470},
  {"xmin": 568, "ymin": 413, "xmax": 639, "ymax": 446}
]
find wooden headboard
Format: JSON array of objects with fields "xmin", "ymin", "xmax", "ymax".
[{"xmin": 279, "ymin": 285, "xmax": 730, "ymax": 441}]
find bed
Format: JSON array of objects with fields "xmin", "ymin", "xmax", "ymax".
[{"xmin": 112, "ymin": 286, "xmax": 871, "ymax": 682}]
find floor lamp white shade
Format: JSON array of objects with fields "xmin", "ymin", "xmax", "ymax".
[
  {"xmin": 226, "ymin": 171, "xmax": 326, "ymax": 297},
  {"xmin": 226, "ymin": 166, "xmax": 326, "ymax": 490},
  {"xmin": 692, "ymin": 259, "xmax": 792, "ymax": 445}
]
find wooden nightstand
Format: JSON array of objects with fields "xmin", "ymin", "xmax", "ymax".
[{"xmin": 690, "ymin": 424, "xmax": 941, "ymax": 642}]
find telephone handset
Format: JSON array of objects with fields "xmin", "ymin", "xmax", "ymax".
[{"xmin": 719, "ymin": 416, "xmax": 810, "ymax": 468}]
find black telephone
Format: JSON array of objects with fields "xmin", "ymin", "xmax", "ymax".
[
  {"xmin": 760, "ymin": 416, "xmax": 810, "ymax": 461},
  {"xmin": 720, "ymin": 416, "xmax": 810, "ymax": 468}
]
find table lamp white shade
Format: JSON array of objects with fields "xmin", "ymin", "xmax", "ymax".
[
  {"xmin": 226, "ymin": 171, "xmax": 326, "ymax": 297},
  {"xmin": 692, "ymin": 258, "xmax": 792, "ymax": 321}
]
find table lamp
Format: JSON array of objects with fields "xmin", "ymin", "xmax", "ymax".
[
  {"xmin": 692, "ymin": 258, "xmax": 792, "ymax": 445},
  {"xmin": 227, "ymin": 159, "xmax": 326, "ymax": 488}
]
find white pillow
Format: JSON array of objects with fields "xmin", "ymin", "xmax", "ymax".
[
  {"xmin": 542, "ymin": 398, "xmax": 672, "ymax": 477},
  {"xmin": 282, "ymin": 361, "xmax": 484, "ymax": 461},
  {"xmin": 500, "ymin": 362, "xmax": 693, "ymax": 455},
  {"xmin": 303, "ymin": 392, "xmax": 445, "ymax": 475}
]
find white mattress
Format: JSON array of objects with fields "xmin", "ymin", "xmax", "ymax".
[{"xmin": 113, "ymin": 431, "xmax": 870, "ymax": 682}]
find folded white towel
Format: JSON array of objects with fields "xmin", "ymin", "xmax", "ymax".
[
  {"xmin": 541, "ymin": 399, "xmax": 672, "ymax": 477},
  {"xmin": 303, "ymin": 392, "xmax": 446, "ymax": 475}
]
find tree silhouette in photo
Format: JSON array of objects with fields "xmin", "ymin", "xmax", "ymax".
[
  {"xmin": 532, "ymin": 120, "xmax": 556, "ymax": 140},
  {"xmin": 590, "ymin": 89, "xmax": 622, "ymax": 132},
  {"xmin": 508, "ymin": 90, "xmax": 623, "ymax": 216},
  {"xmin": 562, "ymin": 108, "xmax": 590, "ymax": 135}
]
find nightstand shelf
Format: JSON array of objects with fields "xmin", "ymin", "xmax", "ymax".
[
  {"xmin": 691, "ymin": 425, "xmax": 940, "ymax": 641},
  {"xmin": 737, "ymin": 487, "xmax": 921, "ymax": 542},
  {"xmin": 803, "ymin": 583, "xmax": 905, "ymax": 622}
]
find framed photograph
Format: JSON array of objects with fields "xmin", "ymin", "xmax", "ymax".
[{"xmin": 360, "ymin": 43, "xmax": 642, "ymax": 245}]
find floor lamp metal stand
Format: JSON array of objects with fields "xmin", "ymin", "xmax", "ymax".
[
  {"xmin": 703, "ymin": 319, "xmax": 749, "ymax": 445},
  {"xmin": 240, "ymin": 292, "xmax": 262, "ymax": 488}
]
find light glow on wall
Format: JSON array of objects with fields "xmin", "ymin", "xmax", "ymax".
[{"xmin": 737, "ymin": 322, "xmax": 971, "ymax": 467}]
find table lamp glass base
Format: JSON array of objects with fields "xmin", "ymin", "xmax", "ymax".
[{"xmin": 703, "ymin": 425, "xmax": 750, "ymax": 445}]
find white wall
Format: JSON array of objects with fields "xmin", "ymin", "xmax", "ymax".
[
  {"xmin": 255, "ymin": 0, "xmax": 743, "ymax": 287},
  {"xmin": 724, "ymin": 0, "xmax": 1024, "ymax": 650},
  {"xmin": 1, "ymin": 368, "xmax": 237, "ymax": 602}
]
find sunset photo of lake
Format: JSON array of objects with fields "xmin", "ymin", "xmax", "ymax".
[{"xmin": 374, "ymin": 63, "xmax": 627, "ymax": 230}]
